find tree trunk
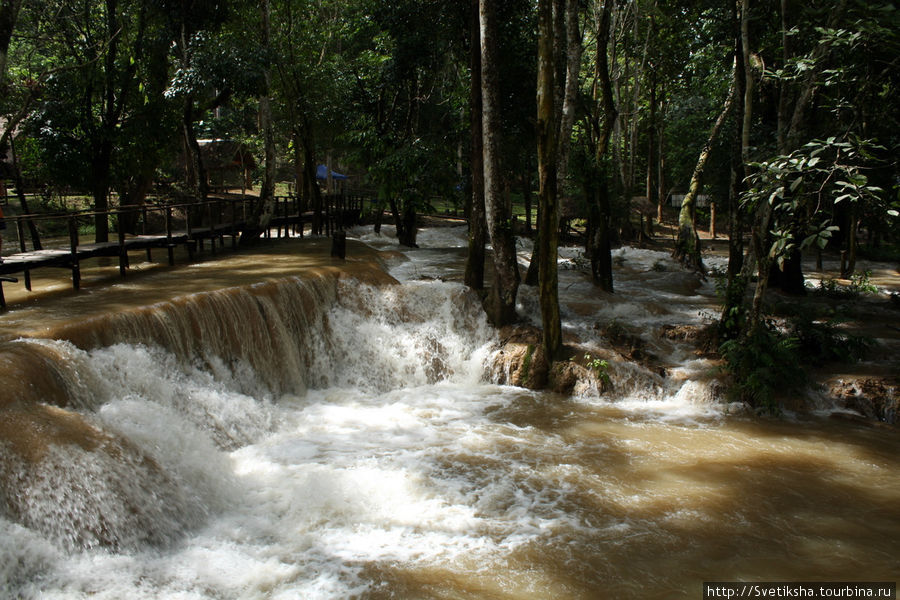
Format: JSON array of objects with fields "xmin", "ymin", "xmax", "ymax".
[
  {"xmin": 241, "ymin": 0, "xmax": 276, "ymax": 245},
  {"xmin": 657, "ymin": 88, "xmax": 667, "ymax": 224},
  {"xmin": 720, "ymin": 0, "xmax": 749, "ymax": 341},
  {"xmin": 293, "ymin": 129, "xmax": 305, "ymax": 210},
  {"xmin": 586, "ymin": 0, "xmax": 616, "ymax": 293},
  {"xmin": 673, "ymin": 60, "xmax": 737, "ymax": 271},
  {"xmin": 771, "ymin": 245, "xmax": 806, "ymax": 295},
  {"xmin": 646, "ymin": 69, "xmax": 658, "ymax": 221},
  {"xmin": 9, "ymin": 136, "xmax": 41, "ymax": 249},
  {"xmin": 842, "ymin": 206, "xmax": 858, "ymax": 278},
  {"xmin": 118, "ymin": 169, "xmax": 155, "ymax": 234},
  {"xmin": 589, "ymin": 173, "xmax": 614, "ymax": 292},
  {"xmin": 182, "ymin": 98, "xmax": 209, "ymax": 201},
  {"xmin": 298, "ymin": 121, "xmax": 324, "ymax": 235},
  {"xmin": 536, "ymin": 0, "xmax": 563, "ymax": 359},
  {"xmin": 465, "ymin": 0, "xmax": 486, "ymax": 290},
  {"xmin": 400, "ymin": 202, "xmax": 417, "ymax": 247},
  {"xmin": 480, "ymin": 0, "xmax": 519, "ymax": 326},
  {"xmin": 556, "ymin": 0, "xmax": 582, "ymax": 188},
  {"xmin": 389, "ymin": 197, "xmax": 417, "ymax": 248}
]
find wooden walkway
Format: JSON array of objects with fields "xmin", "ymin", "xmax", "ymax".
[{"xmin": 0, "ymin": 195, "xmax": 365, "ymax": 309}]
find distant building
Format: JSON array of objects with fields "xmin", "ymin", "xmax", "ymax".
[{"xmin": 668, "ymin": 192, "xmax": 710, "ymax": 208}]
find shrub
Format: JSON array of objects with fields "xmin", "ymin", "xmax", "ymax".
[
  {"xmin": 719, "ymin": 323, "xmax": 803, "ymax": 414},
  {"xmin": 787, "ymin": 311, "xmax": 875, "ymax": 366}
]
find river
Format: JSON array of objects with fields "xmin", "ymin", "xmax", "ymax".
[{"xmin": 0, "ymin": 226, "xmax": 897, "ymax": 599}]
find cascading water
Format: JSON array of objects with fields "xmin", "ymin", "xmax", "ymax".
[{"xmin": 1, "ymin": 231, "xmax": 898, "ymax": 599}]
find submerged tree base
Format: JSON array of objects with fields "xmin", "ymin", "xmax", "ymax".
[{"xmin": 672, "ymin": 225, "xmax": 706, "ymax": 273}]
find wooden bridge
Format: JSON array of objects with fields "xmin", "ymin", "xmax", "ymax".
[{"xmin": 0, "ymin": 194, "xmax": 366, "ymax": 309}]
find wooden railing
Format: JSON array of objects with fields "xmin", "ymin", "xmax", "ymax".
[{"xmin": 0, "ymin": 194, "xmax": 370, "ymax": 309}]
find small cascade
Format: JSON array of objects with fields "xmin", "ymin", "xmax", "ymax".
[
  {"xmin": 48, "ymin": 274, "xmax": 342, "ymax": 398},
  {"xmin": 326, "ymin": 279, "xmax": 496, "ymax": 390},
  {"xmin": 0, "ymin": 267, "xmax": 501, "ymax": 553}
]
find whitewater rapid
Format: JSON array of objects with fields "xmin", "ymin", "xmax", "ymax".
[{"xmin": 1, "ymin": 226, "xmax": 898, "ymax": 599}]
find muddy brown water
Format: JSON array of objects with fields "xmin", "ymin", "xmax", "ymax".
[{"xmin": 0, "ymin": 231, "xmax": 897, "ymax": 599}]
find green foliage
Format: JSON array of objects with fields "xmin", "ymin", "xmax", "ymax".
[
  {"xmin": 520, "ymin": 344, "xmax": 534, "ymax": 386},
  {"xmin": 720, "ymin": 324, "xmax": 802, "ymax": 414},
  {"xmin": 817, "ymin": 269, "xmax": 879, "ymax": 299},
  {"xmin": 721, "ymin": 304, "xmax": 876, "ymax": 413},
  {"xmin": 715, "ymin": 273, "xmax": 748, "ymax": 341},
  {"xmin": 742, "ymin": 136, "xmax": 889, "ymax": 269},
  {"xmin": 787, "ymin": 310, "xmax": 874, "ymax": 367},
  {"xmin": 583, "ymin": 353, "xmax": 611, "ymax": 388}
]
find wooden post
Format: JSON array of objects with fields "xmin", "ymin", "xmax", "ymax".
[
  {"xmin": 230, "ymin": 198, "xmax": 238, "ymax": 249},
  {"xmin": 186, "ymin": 202, "xmax": 196, "ymax": 251},
  {"xmin": 16, "ymin": 218, "xmax": 32, "ymax": 291},
  {"xmin": 207, "ymin": 199, "xmax": 216, "ymax": 254},
  {"xmin": 331, "ymin": 230, "xmax": 346, "ymax": 259},
  {"xmin": 143, "ymin": 206, "xmax": 152, "ymax": 261},
  {"xmin": 710, "ymin": 201, "xmax": 717, "ymax": 239},
  {"xmin": 68, "ymin": 215, "xmax": 81, "ymax": 290},
  {"xmin": 166, "ymin": 206, "xmax": 176, "ymax": 265},
  {"xmin": 276, "ymin": 197, "xmax": 283, "ymax": 238},
  {"xmin": 117, "ymin": 210, "xmax": 129, "ymax": 276}
]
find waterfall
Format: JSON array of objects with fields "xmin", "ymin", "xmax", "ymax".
[{"xmin": 0, "ymin": 269, "xmax": 497, "ymax": 556}]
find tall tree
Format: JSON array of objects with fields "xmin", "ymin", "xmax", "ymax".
[
  {"xmin": 720, "ymin": 0, "xmax": 752, "ymax": 340},
  {"xmin": 535, "ymin": 0, "xmax": 560, "ymax": 358},
  {"xmin": 672, "ymin": 57, "xmax": 736, "ymax": 272},
  {"xmin": 534, "ymin": 0, "xmax": 582, "ymax": 359},
  {"xmin": 480, "ymin": 0, "xmax": 519, "ymax": 326},
  {"xmin": 585, "ymin": 0, "xmax": 617, "ymax": 292},
  {"xmin": 465, "ymin": 0, "xmax": 486, "ymax": 290}
]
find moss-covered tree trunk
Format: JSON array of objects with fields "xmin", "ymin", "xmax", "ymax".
[
  {"xmin": 673, "ymin": 62, "xmax": 736, "ymax": 272},
  {"xmin": 535, "ymin": 0, "xmax": 561, "ymax": 359}
]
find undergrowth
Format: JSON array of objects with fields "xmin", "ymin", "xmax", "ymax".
[
  {"xmin": 719, "ymin": 309, "xmax": 875, "ymax": 414},
  {"xmin": 720, "ymin": 323, "xmax": 802, "ymax": 414}
]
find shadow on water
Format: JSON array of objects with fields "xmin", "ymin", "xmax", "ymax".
[{"xmin": 351, "ymin": 393, "xmax": 900, "ymax": 600}]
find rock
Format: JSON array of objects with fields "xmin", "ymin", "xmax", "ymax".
[
  {"xmin": 490, "ymin": 326, "xmax": 548, "ymax": 390},
  {"xmin": 826, "ymin": 376, "xmax": 898, "ymax": 424},
  {"xmin": 490, "ymin": 325, "xmax": 610, "ymax": 395},
  {"xmin": 659, "ymin": 323, "xmax": 719, "ymax": 356}
]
